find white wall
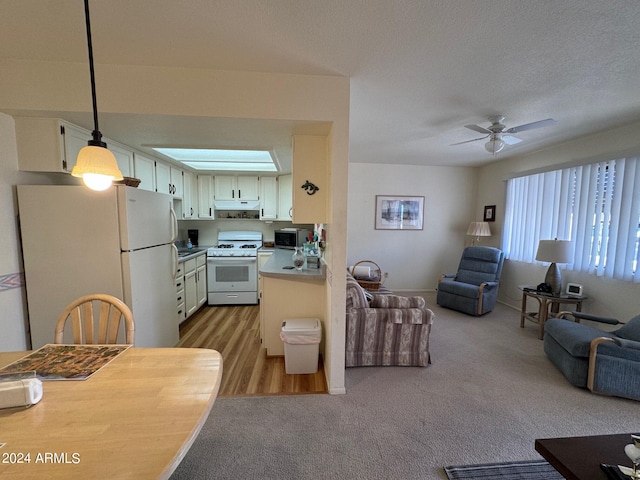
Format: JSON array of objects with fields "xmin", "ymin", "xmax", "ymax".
[
  {"xmin": 348, "ymin": 163, "xmax": 478, "ymax": 291},
  {"xmin": 477, "ymin": 120, "xmax": 640, "ymax": 320}
]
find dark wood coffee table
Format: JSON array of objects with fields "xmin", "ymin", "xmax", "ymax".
[{"xmin": 535, "ymin": 433, "xmax": 638, "ymax": 479}]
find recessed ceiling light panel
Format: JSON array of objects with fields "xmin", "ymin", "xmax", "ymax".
[{"xmin": 152, "ymin": 148, "xmax": 278, "ymax": 172}]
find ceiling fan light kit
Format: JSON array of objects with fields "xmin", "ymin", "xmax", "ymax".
[
  {"xmin": 454, "ymin": 115, "xmax": 557, "ymax": 155},
  {"xmin": 485, "ymin": 135, "xmax": 505, "ymax": 155}
]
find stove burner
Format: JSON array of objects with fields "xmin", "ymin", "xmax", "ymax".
[
  {"xmin": 216, "ymin": 244, "xmax": 234, "ymax": 248},
  {"xmin": 240, "ymin": 244, "xmax": 257, "ymax": 249}
]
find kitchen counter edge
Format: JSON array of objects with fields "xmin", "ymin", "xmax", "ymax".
[{"xmin": 260, "ymin": 248, "xmax": 325, "ymax": 281}]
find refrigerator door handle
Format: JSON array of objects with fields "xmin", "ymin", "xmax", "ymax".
[
  {"xmin": 171, "ymin": 244, "xmax": 179, "ymax": 278},
  {"xmin": 169, "ymin": 205, "xmax": 178, "ymax": 243}
]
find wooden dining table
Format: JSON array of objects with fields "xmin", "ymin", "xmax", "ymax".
[{"xmin": 0, "ymin": 347, "xmax": 222, "ymax": 479}]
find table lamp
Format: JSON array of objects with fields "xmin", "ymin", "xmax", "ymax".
[
  {"xmin": 535, "ymin": 239, "xmax": 573, "ymax": 295},
  {"xmin": 466, "ymin": 221, "xmax": 491, "ymax": 245}
]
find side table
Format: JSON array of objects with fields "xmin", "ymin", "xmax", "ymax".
[{"xmin": 519, "ymin": 286, "xmax": 587, "ymax": 339}]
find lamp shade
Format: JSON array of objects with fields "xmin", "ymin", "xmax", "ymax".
[
  {"xmin": 535, "ymin": 239, "xmax": 574, "ymax": 264},
  {"xmin": 466, "ymin": 221, "xmax": 492, "ymax": 237},
  {"xmin": 72, "ymin": 145, "xmax": 123, "ymax": 191}
]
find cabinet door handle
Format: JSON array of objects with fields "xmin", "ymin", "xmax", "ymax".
[{"xmin": 238, "ymin": 189, "xmax": 241, "ymax": 198}]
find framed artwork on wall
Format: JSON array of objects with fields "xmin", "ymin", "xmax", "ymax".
[
  {"xmin": 483, "ymin": 205, "xmax": 496, "ymax": 222},
  {"xmin": 375, "ymin": 195, "xmax": 424, "ymax": 230}
]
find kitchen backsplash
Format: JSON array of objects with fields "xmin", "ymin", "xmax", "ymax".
[{"xmin": 177, "ymin": 219, "xmax": 313, "ymax": 246}]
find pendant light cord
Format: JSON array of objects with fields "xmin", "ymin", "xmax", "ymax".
[{"xmin": 84, "ymin": 0, "xmax": 105, "ymax": 147}]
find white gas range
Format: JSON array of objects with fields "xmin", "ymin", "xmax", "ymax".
[{"xmin": 206, "ymin": 231, "xmax": 263, "ymax": 305}]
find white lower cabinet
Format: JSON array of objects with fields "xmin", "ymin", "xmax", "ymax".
[
  {"xmin": 185, "ymin": 267, "xmax": 198, "ymax": 318},
  {"xmin": 178, "ymin": 252, "xmax": 207, "ymax": 324},
  {"xmin": 196, "ymin": 260, "xmax": 207, "ymax": 308}
]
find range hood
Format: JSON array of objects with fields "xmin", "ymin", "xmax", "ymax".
[{"xmin": 213, "ymin": 200, "xmax": 261, "ymax": 211}]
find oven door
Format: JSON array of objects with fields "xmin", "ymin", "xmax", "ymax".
[{"xmin": 207, "ymin": 256, "xmax": 257, "ymax": 293}]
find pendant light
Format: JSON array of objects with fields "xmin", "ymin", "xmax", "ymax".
[{"xmin": 71, "ymin": 0, "xmax": 123, "ymax": 191}]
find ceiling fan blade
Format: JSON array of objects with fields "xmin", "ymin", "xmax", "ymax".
[
  {"xmin": 502, "ymin": 135, "xmax": 522, "ymax": 145},
  {"xmin": 506, "ymin": 118, "xmax": 557, "ymax": 134},
  {"xmin": 451, "ymin": 135, "xmax": 488, "ymax": 146},
  {"xmin": 464, "ymin": 124, "xmax": 492, "ymax": 134}
]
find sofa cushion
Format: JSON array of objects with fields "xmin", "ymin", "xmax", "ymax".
[
  {"xmin": 544, "ymin": 318, "xmax": 616, "ymax": 357},
  {"xmin": 455, "ymin": 246, "xmax": 503, "ymax": 285},
  {"xmin": 615, "ymin": 314, "xmax": 640, "ymax": 341},
  {"xmin": 371, "ymin": 294, "xmax": 425, "ymax": 309},
  {"xmin": 437, "ymin": 280, "xmax": 479, "ymax": 299}
]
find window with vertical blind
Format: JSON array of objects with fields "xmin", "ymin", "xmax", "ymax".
[{"xmin": 503, "ymin": 156, "xmax": 640, "ymax": 282}]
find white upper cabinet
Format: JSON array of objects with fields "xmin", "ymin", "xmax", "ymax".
[
  {"xmin": 14, "ymin": 117, "xmax": 91, "ymax": 173},
  {"xmin": 171, "ymin": 166, "xmax": 184, "ymax": 199},
  {"xmin": 214, "ymin": 175, "xmax": 259, "ymax": 201},
  {"xmin": 156, "ymin": 163, "xmax": 183, "ymax": 198},
  {"xmin": 182, "ymin": 171, "xmax": 194, "ymax": 219},
  {"xmin": 197, "ymin": 175, "xmax": 215, "ymax": 219},
  {"xmin": 133, "ymin": 153, "xmax": 156, "ymax": 192},
  {"xmin": 14, "ymin": 117, "xmax": 136, "ymax": 178},
  {"xmin": 108, "ymin": 141, "xmax": 134, "ymax": 178},
  {"xmin": 277, "ymin": 174, "xmax": 293, "ymax": 220},
  {"xmin": 259, "ymin": 176, "xmax": 278, "ymax": 220},
  {"xmin": 155, "ymin": 162, "xmax": 171, "ymax": 195}
]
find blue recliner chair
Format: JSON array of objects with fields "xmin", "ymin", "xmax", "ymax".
[
  {"xmin": 436, "ymin": 246, "xmax": 505, "ymax": 316},
  {"xmin": 544, "ymin": 312, "xmax": 640, "ymax": 401}
]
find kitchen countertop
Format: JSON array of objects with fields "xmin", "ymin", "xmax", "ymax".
[
  {"xmin": 259, "ymin": 248, "xmax": 325, "ymax": 280},
  {"xmin": 177, "ymin": 247, "xmax": 207, "ymax": 262}
]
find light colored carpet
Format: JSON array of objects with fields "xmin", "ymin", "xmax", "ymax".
[{"xmin": 170, "ymin": 293, "xmax": 639, "ymax": 480}]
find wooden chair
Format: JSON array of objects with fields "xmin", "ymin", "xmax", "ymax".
[{"xmin": 55, "ymin": 294, "xmax": 135, "ymax": 345}]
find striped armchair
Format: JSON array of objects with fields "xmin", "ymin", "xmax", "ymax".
[{"xmin": 345, "ymin": 272, "xmax": 434, "ymax": 367}]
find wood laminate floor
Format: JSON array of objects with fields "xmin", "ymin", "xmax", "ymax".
[{"xmin": 177, "ymin": 304, "xmax": 328, "ymax": 397}]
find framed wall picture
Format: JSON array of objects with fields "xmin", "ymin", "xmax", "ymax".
[
  {"xmin": 483, "ymin": 205, "xmax": 496, "ymax": 222},
  {"xmin": 375, "ymin": 195, "xmax": 424, "ymax": 230}
]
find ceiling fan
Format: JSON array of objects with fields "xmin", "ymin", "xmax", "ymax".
[{"xmin": 452, "ymin": 115, "xmax": 557, "ymax": 155}]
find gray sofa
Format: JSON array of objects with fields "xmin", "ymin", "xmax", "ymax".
[
  {"xmin": 436, "ymin": 246, "xmax": 505, "ymax": 316},
  {"xmin": 345, "ymin": 272, "xmax": 434, "ymax": 367},
  {"xmin": 544, "ymin": 312, "xmax": 640, "ymax": 401}
]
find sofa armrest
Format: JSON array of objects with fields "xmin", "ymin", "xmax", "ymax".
[
  {"xmin": 439, "ymin": 274, "xmax": 455, "ymax": 284},
  {"xmin": 557, "ymin": 311, "xmax": 621, "ymax": 325},
  {"xmin": 613, "ymin": 337, "xmax": 640, "ymax": 351},
  {"xmin": 588, "ymin": 336, "xmax": 640, "ymax": 393},
  {"xmin": 478, "ymin": 281, "xmax": 498, "ymax": 292}
]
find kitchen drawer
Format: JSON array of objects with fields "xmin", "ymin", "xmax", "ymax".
[
  {"xmin": 177, "ymin": 301, "xmax": 185, "ymax": 322},
  {"xmin": 176, "ymin": 263, "xmax": 184, "ymax": 278},
  {"xmin": 184, "ymin": 258, "xmax": 197, "ymax": 273},
  {"xmin": 196, "ymin": 253, "xmax": 206, "ymax": 267},
  {"xmin": 176, "ymin": 286, "xmax": 185, "ymax": 304}
]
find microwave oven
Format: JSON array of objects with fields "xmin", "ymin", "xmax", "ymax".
[{"xmin": 274, "ymin": 229, "xmax": 310, "ymax": 249}]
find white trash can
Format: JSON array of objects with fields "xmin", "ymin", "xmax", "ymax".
[{"xmin": 280, "ymin": 318, "xmax": 322, "ymax": 374}]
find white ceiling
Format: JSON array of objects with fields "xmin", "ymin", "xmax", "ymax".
[{"xmin": 2, "ymin": 0, "xmax": 640, "ymax": 168}]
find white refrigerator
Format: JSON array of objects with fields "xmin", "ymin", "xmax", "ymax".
[{"xmin": 17, "ymin": 185, "xmax": 179, "ymax": 349}]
